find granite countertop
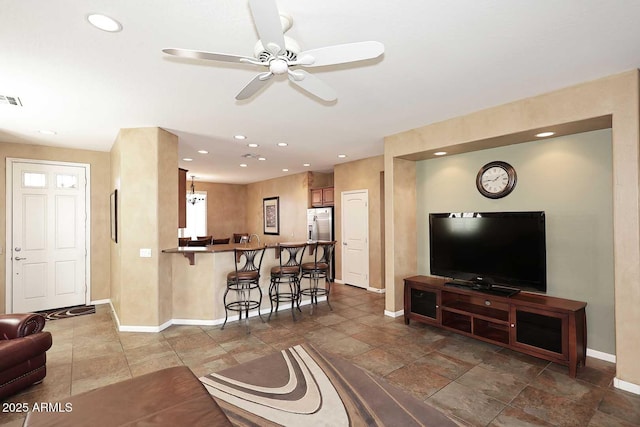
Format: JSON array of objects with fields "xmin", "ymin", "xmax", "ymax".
[
  {"xmin": 162, "ymin": 241, "xmax": 321, "ymax": 254},
  {"xmin": 162, "ymin": 241, "xmax": 328, "ymax": 265},
  {"xmin": 162, "ymin": 243, "xmax": 269, "ymax": 254}
]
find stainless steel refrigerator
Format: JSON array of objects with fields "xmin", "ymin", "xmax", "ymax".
[
  {"xmin": 307, "ymin": 207, "xmax": 333, "ymax": 242},
  {"xmin": 307, "ymin": 207, "xmax": 335, "ymax": 279}
]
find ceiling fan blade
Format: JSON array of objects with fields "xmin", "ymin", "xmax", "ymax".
[
  {"xmin": 248, "ymin": 0, "xmax": 286, "ymax": 54},
  {"xmin": 163, "ymin": 48, "xmax": 252, "ymax": 64},
  {"xmin": 236, "ymin": 72, "xmax": 273, "ymax": 100},
  {"xmin": 298, "ymin": 41, "xmax": 384, "ymax": 67},
  {"xmin": 288, "ymin": 70, "xmax": 337, "ymax": 102}
]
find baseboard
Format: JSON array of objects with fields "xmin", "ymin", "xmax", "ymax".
[
  {"xmin": 384, "ymin": 309, "xmax": 404, "ymax": 318},
  {"xmin": 586, "ymin": 348, "xmax": 616, "ymax": 363},
  {"xmin": 367, "ymin": 287, "xmax": 385, "ymax": 294},
  {"xmin": 108, "ymin": 300, "xmax": 121, "ymax": 329},
  {"xmin": 172, "ymin": 318, "xmax": 221, "ymax": 326},
  {"xmin": 118, "ymin": 321, "xmax": 172, "ymax": 333},
  {"xmin": 334, "ymin": 279, "xmax": 345, "ymax": 284},
  {"xmin": 114, "ymin": 297, "xmax": 327, "ymax": 332},
  {"xmin": 90, "ymin": 298, "xmax": 110, "ymax": 306},
  {"xmin": 614, "ymin": 377, "xmax": 640, "ymax": 395}
]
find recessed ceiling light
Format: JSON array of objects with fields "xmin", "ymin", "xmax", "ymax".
[
  {"xmin": 303, "ymin": 163, "xmax": 311, "ymax": 167},
  {"xmin": 434, "ymin": 151, "xmax": 447, "ymax": 156},
  {"xmin": 337, "ymin": 154, "xmax": 347, "ymax": 158},
  {"xmin": 536, "ymin": 131, "xmax": 555, "ymax": 138},
  {"xmin": 197, "ymin": 150, "xmax": 208, "ymax": 154},
  {"xmin": 234, "ymin": 135, "xmax": 247, "ymax": 140},
  {"xmin": 282, "ymin": 168, "xmax": 289, "ymax": 172},
  {"xmin": 87, "ymin": 14, "xmax": 123, "ymax": 32},
  {"xmin": 38, "ymin": 129, "xmax": 57, "ymax": 135},
  {"xmin": 240, "ymin": 163, "xmax": 248, "ymax": 167},
  {"xmin": 182, "ymin": 158, "xmax": 193, "ymax": 162},
  {"xmin": 258, "ymin": 157, "xmax": 266, "ymax": 161},
  {"xmin": 247, "ymin": 143, "xmax": 259, "ymax": 148},
  {"xmin": 277, "ymin": 142, "xmax": 288, "ymax": 147}
]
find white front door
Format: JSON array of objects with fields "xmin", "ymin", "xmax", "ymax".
[
  {"xmin": 341, "ymin": 190, "xmax": 369, "ymax": 288},
  {"xmin": 9, "ymin": 160, "xmax": 88, "ymax": 312}
]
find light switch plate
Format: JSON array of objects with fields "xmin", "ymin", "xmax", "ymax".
[{"xmin": 140, "ymin": 248, "xmax": 152, "ymax": 258}]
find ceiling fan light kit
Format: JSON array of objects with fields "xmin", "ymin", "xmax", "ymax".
[{"xmin": 162, "ymin": 0, "xmax": 384, "ymax": 102}]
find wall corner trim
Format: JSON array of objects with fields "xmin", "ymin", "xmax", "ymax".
[
  {"xmin": 613, "ymin": 377, "xmax": 640, "ymax": 395},
  {"xmin": 384, "ymin": 309, "xmax": 404, "ymax": 318}
]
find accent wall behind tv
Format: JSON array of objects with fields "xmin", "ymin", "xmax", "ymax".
[{"xmin": 416, "ymin": 128, "xmax": 614, "ymax": 355}]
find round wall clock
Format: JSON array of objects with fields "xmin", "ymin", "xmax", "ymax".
[{"xmin": 476, "ymin": 161, "xmax": 517, "ymax": 199}]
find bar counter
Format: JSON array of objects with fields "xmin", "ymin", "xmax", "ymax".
[
  {"xmin": 162, "ymin": 242, "xmax": 321, "ymax": 325},
  {"xmin": 162, "ymin": 243, "xmax": 273, "ymax": 265}
]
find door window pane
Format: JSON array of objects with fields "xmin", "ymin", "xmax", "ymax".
[
  {"xmin": 56, "ymin": 174, "xmax": 78, "ymax": 189},
  {"xmin": 23, "ymin": 172, "xmax": 46, "ymax": 188}
]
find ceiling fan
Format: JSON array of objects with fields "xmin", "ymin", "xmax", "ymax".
[{"xmin": 162, "ymin": 0, "xmax": 384, "ymax": 102}]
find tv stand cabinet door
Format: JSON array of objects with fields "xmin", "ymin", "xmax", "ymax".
[
  {"xmin": 404, "ymin": 280, "xmax": 440, "ymax": 326},
  {"xmin": 510, "ymin": 305, "xmax": 569, "ymax": 363}
]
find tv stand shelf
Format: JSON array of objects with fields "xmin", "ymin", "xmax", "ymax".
[
  {"xmin": 404, "ymin": 275, "xmax": 587, "ymax": 377},
  {"xmin": 442, "ymin": 301, "xmax": 509, "ymax": 322}
]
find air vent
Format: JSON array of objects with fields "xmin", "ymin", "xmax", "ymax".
[
  {"xmin": 241, "ymin": 153, "xmax": 267, "ymax": 161},
  {"xmin": 0, "ymin": 95, "xmax": 22, "ymax": 106}
]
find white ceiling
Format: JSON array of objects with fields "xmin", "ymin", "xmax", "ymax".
[{"xmin": 2, "ymin": 1, "xmax": 640, "ymax": 184}]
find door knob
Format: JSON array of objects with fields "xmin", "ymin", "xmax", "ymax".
[
  {"xmin": 343, "ymin": 242, "xmax": 347, "ymax": 246},
  {"xmin": 14, "ymin": 256, "xmax": 26, "ymax": 261}
]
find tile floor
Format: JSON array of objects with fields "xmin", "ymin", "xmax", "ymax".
[{"xmin": 2, "ymin": 283, "xmax": 639, "ymax": 426}]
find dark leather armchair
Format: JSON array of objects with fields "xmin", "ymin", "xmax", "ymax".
[{"xmin": 0, "ymin": 313, "xmax": 52, "ymax": 400}]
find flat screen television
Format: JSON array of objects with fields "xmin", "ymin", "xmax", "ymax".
[{"xmin": 429, "ymin": 211, "xmax": 546, "ymax": 296}]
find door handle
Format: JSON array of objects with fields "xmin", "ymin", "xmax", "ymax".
[
  {"xmin": 343, "ymin": 242, "xmax": 347, "ymax": 246},
  {"xmin": 14, "ymin": 256, "xmax": 27, "ymax": 261}
]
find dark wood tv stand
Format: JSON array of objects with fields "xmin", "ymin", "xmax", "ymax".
[{"xmin": 404, "ymin": 275, "xmax": 587, "ymax": 377}]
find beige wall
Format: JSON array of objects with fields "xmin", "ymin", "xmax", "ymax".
[
  {"xmin": 384, "ymin": 70, "xmax": 640, "ymax": 388},
  {"xmin": 390, "ymin": 158, "xmax": 417, "ymax": 311},
  {"xmin": 157, "ymin": 132, "xmax": 178, "ymax": 324},
  {"xmin": 188, "ymin": 173, "xmax": 330, "ymax": 244},
  {"xmin": 1, "ymin": 141, "xmax": 110, "ymax": 314},
  {"xmin": 190, "ymin": 181, "xmax": 248, "ymax": 240},
  {"xmin": 110, "ymin": 138, "xmax": 122, "ymax": 317},
  {"xmin": 334, "ymin": 156, "xmax": 384, "ymax": 288},
  {"xmin": 111, "ymin": 128, "xmax": 178, "ymax": 327},
  {"xmin": 416, "ymin": 129, "xmax": 615, "ymax": 354},
  {"xmin": 245, "ymin": 172, "xmax": 311, "ymax": 246},
  {"xmin": 309, "ymin": 172, "xmax": 334, "ymax": 188}
]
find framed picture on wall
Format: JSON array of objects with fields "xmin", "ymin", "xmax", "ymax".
[
  {"xmin": 110, "ymin": 189, "xmax": 118, "ymax": 243},
  {"xmin": 263, "ymin": 196, "xmax": 280, "ymax": 235}
]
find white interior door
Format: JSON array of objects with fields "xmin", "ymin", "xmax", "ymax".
[
  {"xmin": 341, "ymin": 190, "xmax": 369, "ymax": 288},
  {"xmin": 10, "ymin": 161, "xmax": 88, "ymax": 312}
]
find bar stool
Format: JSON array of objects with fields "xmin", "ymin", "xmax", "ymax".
[
  {"xmin": 300, "ymin": 241, "xmax": 336, "ymax": 314},
  {"xmin": 222, "ymin": 247, "xmax": 265, "ymax": 332},
  {"xmin": 268, "ymin": 243, "xmax": 306, "ymax": 320}
]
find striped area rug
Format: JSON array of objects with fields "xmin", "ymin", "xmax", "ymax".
[
  {"xmin": 36, "ymin": 304, "xmax": 95, "ymax": 321},
  {"xmin": 200, "ymin": 343, "xmax": 457, "ymax": 427}
]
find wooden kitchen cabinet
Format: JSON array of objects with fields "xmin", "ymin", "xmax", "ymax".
[{"xmin": 311, "ymin": 186, "xmax": 334, "ymax": 207}]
